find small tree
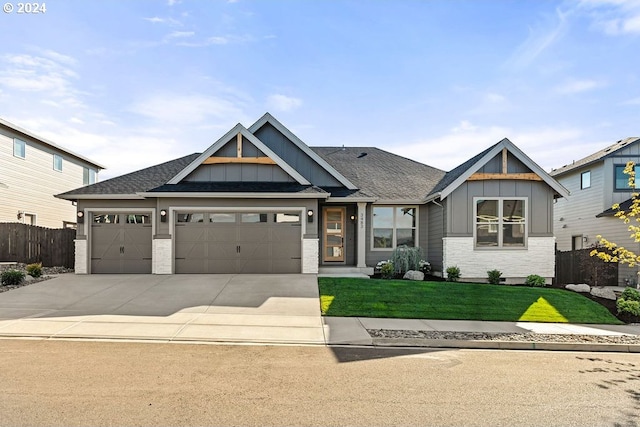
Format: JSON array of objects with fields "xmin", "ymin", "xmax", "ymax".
[{"xmin": 592, "ymin": 161, "xmax": 640, "ymax": 270}]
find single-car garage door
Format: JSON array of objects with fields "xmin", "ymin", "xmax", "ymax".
[
  {"xmin": 175, "ymin": 211, "xmax": 301, "ymax": 274},
  {"xmin": 91, "ymin": 213, "xmax": 153, "ymax": 274}
]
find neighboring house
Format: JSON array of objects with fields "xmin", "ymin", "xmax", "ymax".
[
  {"xmin": 551, "ymin": 137, "xmax": 640, "ymax": 286},
  {"xmin": 57, "ymin": 113, "xmax": 567, "ymax": 282},
  {"xmin": 0, "ymin": 118, "xmax": 104, "ymax": 229}
]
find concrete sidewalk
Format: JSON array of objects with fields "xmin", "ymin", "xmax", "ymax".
[
  {"xmin": 323, "ymin": 317, "xmax": 640, "ymax": 352},
  {"xmin": 1, "ymin": 274, "xmax": 639, "ymax": 352}
]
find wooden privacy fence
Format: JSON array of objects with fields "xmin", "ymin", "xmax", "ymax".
[
  {"xmin": 0, "ymin": 223, "xmax": 75, "ymax": 268},
  {"xmin": 555, "ymin": 248, "xmax": 618, "ymax": 286}
]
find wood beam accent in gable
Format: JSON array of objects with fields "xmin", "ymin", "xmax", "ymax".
[
  {"xmin": 236, "ymin": 132, "xmax": 242, "ymax": 158},
  {"xmin": 502, "ymin": 148, "xmax": 508, "ymax": 173},
  {"xmin": 467, "ymin": 172, "xmax": 543, "ymax": 182},
  {"xmin": 202, "ymin": 157, "xmax": 277, "ymax": 165}
]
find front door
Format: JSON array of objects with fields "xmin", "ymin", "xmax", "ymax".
[{"xmin": 323, "ymin": 207, "xmax": 345, "ymax": 262}]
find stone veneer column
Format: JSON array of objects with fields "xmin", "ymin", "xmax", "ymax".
[
  {"xmin": 302, "ymin": 238, "xmax": 319, "ymax": 273},
  {"xmin": 356, "ymin": 202, "xmax": 367, "ymax": 268},
  {"xmin": 153, "ymin": 238, "xmax": 173, "ymax": 274},
  {"xmin": 74, "ymin": 239, "xmax": 88, "ymax": 274}
]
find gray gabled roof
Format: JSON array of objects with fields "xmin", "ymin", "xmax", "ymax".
[
  {"xmin": 427, "ymin": 138, "xmax": 569, "ymax": 201},
  {"xmin": 250, "ymin": 113, "xmax": 358, "ymax": 190},
  {"xmin": 167, "ymin": 123, "xmax": 311, "ymax": 185},
  {"xmin": 56, "ymin": 153, "xmax": 201, "ymax": 199},
  {"xmin": 311, "ymin": 147, "xmax": 446, "ymax": 201},
  {"xmin": 0, "ymin": 117, "xmax": 106, "ymax": 170},
  {"xmin": 550, "ymin": 137, "xmax": 640, "ymax": 177}
]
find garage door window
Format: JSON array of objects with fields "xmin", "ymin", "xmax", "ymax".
[
  {"xmin": 177, "ymin": 213, "xmax": 205, "ymax": 223},
  {"xmin": 210, "ymin": 213, "xmax": 235, "ymax": 223},
  {"xmin": 275, "ymin": 213, "xmax": 300, "ymax": 223},
  {"xmin": 241, "ymin": 213, "xmax": 268, "ymax": 223},
  {"xmin": 94, "ymin": 214, "xmax": 119, "ymax": 223},
  {"xmin": 126, "ymin": 214, "xmax": 150, "ymax": 224}
]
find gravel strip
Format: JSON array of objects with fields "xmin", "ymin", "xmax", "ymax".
[
  {"xmin": 367, "ymin": 329, "xmax": 640, "ymax": 344},
  {"xmin": 0, "ymin": 264, "xmax": 73, "ymax": 293}
]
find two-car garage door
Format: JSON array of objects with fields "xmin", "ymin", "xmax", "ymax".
[{"xmin": 174, "ymin": 211, "xmax": 302, "ymax": 274}]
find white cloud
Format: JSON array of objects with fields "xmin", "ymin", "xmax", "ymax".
[
  {"xmin": 555, "ymin": 78, "xmax": 603, "ymax": 94},
  {"xmin": 578, "ymin": 0, "xmax": 640, "ymax": 35},
  {"xmin": 127, "ymin": 93, "xmax": 246, "ymax": 125},
  {"xmin": 267, "ymin": 94, "xmax": 303, "ymax": 112},
  {"xmin": 506, "ymin": 8, "xmax": 569, "ymax": 69},
  {"xmin": 390, "ymin": 121, "xmax": 588, "ymax": 172}
]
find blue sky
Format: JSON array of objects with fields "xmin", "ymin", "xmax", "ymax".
[{"xmin": 1, "ymin": 0, "xmax": 640, "ymax": 179}]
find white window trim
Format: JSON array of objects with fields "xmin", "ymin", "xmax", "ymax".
[
  {"xmin": 370, "ymin": 205, "xmax": 419, "ymax": 251},
  {"xmin": 581, "ymin": 170, "xmax": 591, "ymax": 189},
  {"xmin": 53, "ymin": 154, "xmax": 63, "ymax": 172},
  {"xmin": 473, "ymin": 197, "xmax": 528, "ymax": 250},
  {"xmin": 13, "ymin": 138, "xmax": 25, "ymax": 159}
]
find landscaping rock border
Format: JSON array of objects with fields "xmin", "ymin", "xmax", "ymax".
[
  {"xmin": 0, "ymin": 263, "xmax": 73, "ymax": 293},
  {"xmin": 367, "ymin": 329, "xmax": 640, "ymax": 344}
]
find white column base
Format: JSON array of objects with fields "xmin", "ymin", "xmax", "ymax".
[
  {"xmin": 302, "ymin": 238, "xmax": 319, "ymax": 274},
  {"xmin": 153, "ymin": 238, "xmax": 173, "ymax": 274},
  {"xmin": 74, "ymin": 239, "xmax": 88, "ymax": 274}
]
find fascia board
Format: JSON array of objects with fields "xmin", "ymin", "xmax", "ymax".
[
  {"xmin": 325, "ymin": 196, "xmax": 377, "ymax": 203},
  {"xmin": 55, "ymin": 194, "xmax": 146, "ymax": 200},
  {"xmin": 136, "ymin": 191, "xmax": 329, "ymax": 199},
  {"xmin": 248, "ymin": 113, "xmax": 358, "ymax": 190},
  {"xmin": 439, "ymin": 139, "xmax": 570, "ymax": 200}
]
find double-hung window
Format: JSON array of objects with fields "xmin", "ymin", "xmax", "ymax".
[
  {"xmin": 372, "ymin": 206, "xmax": 417, "ymax": 249},
  {"xmin": 475, "ymin": 198, "xmax": 526, "ymax": 248}
]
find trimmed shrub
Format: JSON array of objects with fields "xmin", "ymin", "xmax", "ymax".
[
  {"xmin": 380, "ymin": 262, "xmax": 395, "ymax": 279},
  {"xmin": 446, "ymin": 266, "xmax": 460, "ymax": 282},
  {"xmin": 620, "ymin": 287, "xmax": 640, "ymax": 302},
  {"xmin": 525, "ymin": 274, "xmax": 546, "ymax": 287},
  {"xmin": 26, "ymin": 262, "xmax": 43, "ymax": 278},
  {"xmin": 487, "ymin": 269, "xmax": 502, "ymax": 285},
  {"xmin": 1, "ymin": 270, "xmax": 25, "ymax": 286},
  {"xmin": 617, "ymin": 299, "xmax": 640, "ymax": 317}
]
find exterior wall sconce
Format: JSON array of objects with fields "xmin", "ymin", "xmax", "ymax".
[
  {"xmin": 160, "ymin": 209, "xmax": 167, "ymax": 222},
  {"xmin": 77, "ymin": 211, "xmax": 84, "ymax": 224},
  {"xmin": 350, "ymin": 215, "xmax": 356, "ymax": 221},
  {"xmin": 17, "ymin": 211, "xmax": 23, "ymax": 220},
  {"xmin": 583, "ymin": 236, "xmax": 588, "ymax": 243},
  {"xmin": 307, "ymin": 209, "xmax": 314, "ymax": 223}
]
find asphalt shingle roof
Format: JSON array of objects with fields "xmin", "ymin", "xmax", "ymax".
[
  {"xmin": 310, "ymin": 147, "xmax": 446, "ymax": 200},
  {"xmin": 428, "ymin": 143, "xmax": 497, "ymax": 197},
  {"xmin": 550, "ymin": 137, "xmax": 640, "ymax": 177},
  {"xmin": 57, "ymin": 153, "xmax": 201, "ymax": 197},
  {"xmin": 149, "ymin": 182, "xmax": 328, "ymax": 195}
]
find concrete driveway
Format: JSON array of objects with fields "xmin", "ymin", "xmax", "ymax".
[{"xmin": 0, "ymin": 274, "xmax": 326, "ymax": 344}]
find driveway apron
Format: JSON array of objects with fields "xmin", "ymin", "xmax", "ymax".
[{"xmin": 0, "ymin": 274, "xmax": 326, "ymax": 344}]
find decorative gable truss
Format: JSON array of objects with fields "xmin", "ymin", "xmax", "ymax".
[
  {"xmin": 168, "ymin": 124, "xmax": 311, "ymax": 185},
  {"xmin": 467, "ymin": 148, "xmax": 543, "ymax": 182}
]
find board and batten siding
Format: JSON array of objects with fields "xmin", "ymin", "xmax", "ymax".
[
  {"xmin": 427, "ymin": 200, "xmax": 445, "ymax": 275},
  {"xmin": 0, "ymin": 131, "xmax": 96, "ymax": 229},
  {"xmin": 253, "ymin": 122, "xmax": 343, "ymax": 187},
  {"xmin": 445, "ymin": 180, "xmax": 555, "ymax": 237}
]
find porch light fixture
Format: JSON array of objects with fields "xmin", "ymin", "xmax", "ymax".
[
  {"xmin": 350, "ymin": 215, "xmax": 356, "ymax": 221},
  {"xmin": 17, "ymin": 211, "xmax": 23, "ymax": 220},
  {"xmin": 160, "ymin": 209, "xmax": 167, "ymax": 222},
  {"xmin": 77, "ymin": 211, "xmax": 84, "ymax": 223},
  {"xmin": 307, "ymin": 209, "xmax": 314, "ymax": 223}
]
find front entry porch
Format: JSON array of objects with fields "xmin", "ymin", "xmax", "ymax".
[{"xmin": 318, "ymin": 202, "xmax": 371, "ymax": 277}]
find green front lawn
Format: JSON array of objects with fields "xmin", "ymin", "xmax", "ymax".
[{"xmin": 319, "ymin": 277, "xmax": 622, "ymax": 324}]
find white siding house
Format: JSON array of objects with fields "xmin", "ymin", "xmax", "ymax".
[
  {"xmin": 551, "ymin": 137, "xmax": 640, "ymax": 286},
  {"xmin": 0, "ymin": 118, "xmax": 104, "ymax": 229}
]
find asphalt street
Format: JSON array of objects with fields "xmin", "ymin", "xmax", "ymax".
[{"xmin": 1, "ymin": 339, "xmax": 638, "ymax": 426}]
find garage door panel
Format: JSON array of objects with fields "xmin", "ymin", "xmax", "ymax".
[
  {"xmin": 91, "ymin": 214, "xmax": 152, "ymax": 274},
  {"xmin": 175, "ymin": 211, "xmax": 302, "ymax": 274}
]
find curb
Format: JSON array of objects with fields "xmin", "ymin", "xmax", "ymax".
[{"xmin": 370, "ymin": 338, "xmax": 640, "ymax": 353}]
